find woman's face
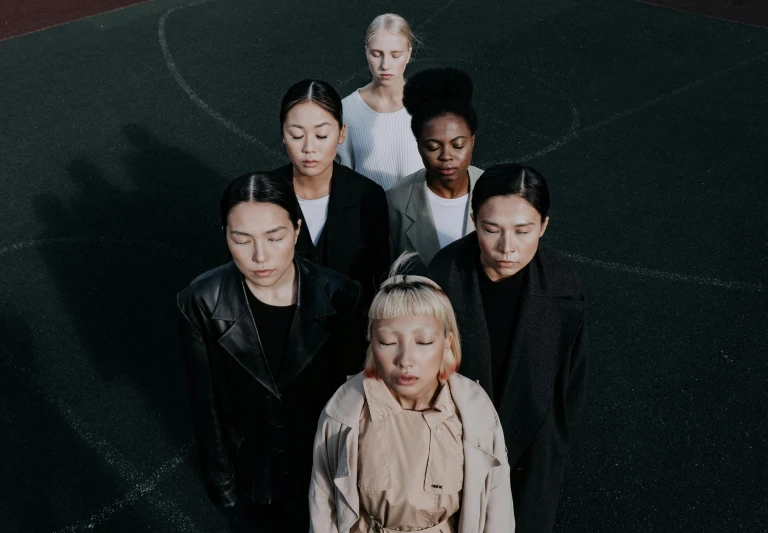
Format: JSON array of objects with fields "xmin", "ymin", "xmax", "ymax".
[
  {"xmin": 226, "ymin": 201, "xmax": 300, "ymax": 289},
  {"xmin": 282, "ymin": 101, "xmax": 345, "ymax": 178},
  {"xmin": 473, "ymin": 195, "xmax": 549, "ymax": 281},
  {"xmin": 365, "ymin": 31, "xmax": 411, "ymax": 86},
  {"xmin": 418, "ymin": 114, "xmax": 475, "ymax": 184},
  {"xmin": 370, "ymin": 315, "xmax": 450, "ymax": 408}
]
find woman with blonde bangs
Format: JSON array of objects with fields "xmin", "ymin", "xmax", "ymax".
[
  {"xmin": 337, "ymin": 14, "xmax": 425, "ymax": 190},
  {"xmin": 309, "ymin": 254, "xmax": 514, "ymax": 533}
]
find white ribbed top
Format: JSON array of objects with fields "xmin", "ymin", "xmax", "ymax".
[{"xmin": 337, "ymin": 89, "xmax": 424, "ymax": 191}]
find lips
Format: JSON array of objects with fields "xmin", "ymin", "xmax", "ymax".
[
  {"xmin": 380, "ymin": 74, "xmax": 393, "ymax": 79},
  {"xmin": 302, "ymin": 160, "xmax": 319, "ymax": 167},
  {"xmin": 395, "ymin": 374, "xmax": 418, "ymax": 386},
  {"xmin": 496, "ymin": 261, "xmax": 518, "ymax": 268},
  {"xmin": 438, "ymin": 166, "xmax": 457, "ymax": 175},
  {"xmin": 253, "ymin": 269, "xmax": 274, "ymax": 278}
]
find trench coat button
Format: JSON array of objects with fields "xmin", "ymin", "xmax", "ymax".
[{"xmin": 436, "ymin": 426, "xmax": 443, "ymax": 433}]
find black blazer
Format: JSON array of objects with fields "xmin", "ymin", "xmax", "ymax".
[
  {"xmin": 429, "ymin": 234, "xmax": 588, "ymax": 533},
  {"xmin": 272, "ymin": 162, "xmax": 390, "ymax": 305},
  {"xmin": 176, "ymin": 257, "xmax": 366, "ymax": 515}
]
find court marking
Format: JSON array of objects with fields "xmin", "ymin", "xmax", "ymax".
[
  {"xmin": 512, "ymin": 49, "xmax": 768, "ymax": 162},
  {"xmin": 0, "ymin": 339, "xmax": 198, "ymax": 532},
  {"xmin": 158, "ymin": 0, "xmax": 284, "ymax": 161}
]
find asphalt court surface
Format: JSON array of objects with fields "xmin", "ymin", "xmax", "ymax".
[{"xmin": 0, "ymin": 0, "xmax": 766, "ymax": 531}]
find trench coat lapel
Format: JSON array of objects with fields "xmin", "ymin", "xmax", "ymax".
[
  {"xmin": 278, "ymin": 258, "xmax": 336, "ymax": 388},
  {"xmin": 212, "ymin": 263, "xmax": 281, "ymax": 399},
  {"xmin": 497, "ymin": 251, "xmax": 585, "ymax": 461},
  {"xmin": 405, "ymin": 175, "xmax": 441, "ymax": 267}
]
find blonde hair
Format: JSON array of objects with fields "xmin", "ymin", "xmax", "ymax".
[
  {"xmin": 365, "ymin": 13, "xmax": 416, "ymax": 49},
  {"xmin": 364, "ymin": 253, "xmax": 461, "ymax": 380}
]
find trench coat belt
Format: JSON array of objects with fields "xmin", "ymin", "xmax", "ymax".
[{"xmin": 359, "ymin": 513, "xmax": 453, "ymax": 533}]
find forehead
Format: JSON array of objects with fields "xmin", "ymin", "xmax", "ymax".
[
  {"xmin": 227, "ymin": 201, "xmax": 291, "ymax": 230},
  {"xmin": 477, "ymin": 195, "xmax": 540, "ymax": 224},
  {"xmin": 367, "ymin": 30, "xmax": 409, "ymax": 50},
  {"xmin": 284, "ymin": 101, "xmax": 336, "ymax": 126},
  {"xmin": 421, "ymin": 114, "xmax": 472, "ymax": 139},
  {"xmin": 373, "ymin": 315, "xmax": 443, "ymax": 333}
]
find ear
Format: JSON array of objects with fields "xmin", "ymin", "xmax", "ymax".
[
  {"xmin": 338, "ymin": 123, "xmax": 347, "ymax": 145},
  {"xmin": 294, "ymin": 219, "xmax": 302, "ymax": 243},
  {"xmin": 539, "ymin": 216, "xmax": 549, "ymax": 237},
  {"xmin": 470, "ymin": 212, "xmax": 476, "ymax": 225}
]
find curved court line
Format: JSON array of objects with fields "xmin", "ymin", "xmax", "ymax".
[
  {"xmin": 510, "ymin": 49, "xmax": 768, "ymax": 162},
  {"xmin": 0, "ymin": 236, "xmax": 197, "ymax": 259},
  {"xmin": 158, "ymin": 1, "xmax": 284, "ymax": 161},
  {"xmin": 559, "ymin": 250, "xmax": 764, "ymax": 292}
]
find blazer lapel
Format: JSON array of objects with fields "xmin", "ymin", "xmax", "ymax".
[
  {"xmin": 212, "ymin": 263, "xmax": 281, "ymax": 399},
  {"xmin": 464, "ymin": 166, "xmax": 483, "ymax": 236},
  {"xmin": 277, "ymin": 259, "xmax": 336, "ymax": 388},
  {"xmin": 323, "ymin": 163, "xmax": 358, "ymax": 274},
  {"xmin": 497, "ymin": 252, "xmax": 585, "ymax": 461},
  {"xmin": 405, "ymin": 174, "xmax": 441, "ymax": 267}
]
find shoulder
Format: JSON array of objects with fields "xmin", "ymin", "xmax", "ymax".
[
  {"xmin": 268, "ymin": 163, "xmax": 293, "ymax": 179},
  {"xmin": 430, "ymin": 232, "xmax": 475, "ymax": 271},
  {"xmin": 334, "ymin": 163, "xmax": 386, "ymax": 199},
  {"xmin": 178, "ymin": 263, "xmax": 231, "ymax": 302},
  {"xmin": 535, "ymin": 242, "xmax": 583, "ymax": 297},
  {"xmin": 299, "ymin": 257, "xmax": 362, "ymax": 309},
  {"xmin": 449, "ymin": 373, "xmax": 500, "ymax": 434},
  {"xmin": 322, "ymin": 372, "xmax": 366, "ymax": 427},
  {"xmin": 386, "ymin": 169, "xmax": 424, "ymax": 205},
  {"xmin": 468, "ymin": 165, "xmax": 484, "ymax": 183}
]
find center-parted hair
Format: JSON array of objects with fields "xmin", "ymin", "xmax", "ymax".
[
  {"xmin": 364, "ymin": 253, "xmax": 462, "ymax": 380},
  {"xmin": 471, "ymin": 163, "xmax": 551, "ymax": 221},
  {"xmin": 279, "ymin": 79, "xmax": 344, "ymax": 129},
  {"xmin": 402, "ymin": 67, "xmax": 477, "ymax": 139},
  {"xmin": 220, "ymin": 171, "xmax": 299, "ymax": 229}
]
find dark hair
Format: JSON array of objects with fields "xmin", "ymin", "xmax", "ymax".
[
  {"xmin": 220, "ymin": 172, "xmax": 299, "ymax": 229},
  {"xmin": 471, "ymin": 164, "xmax": 550, "ymax": 221},
  {"xmin": 279, "ymin": 79, "xmax": 343, "ymax": 129},
  {"xmin": 402, "ymin": 68, "xmax": 477, "ymax": 138}
]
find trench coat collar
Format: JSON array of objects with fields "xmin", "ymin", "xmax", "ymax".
[
  {"xmin": 211, "ymin": 258, "xmax": 336, "ymax": 398},
  {"xmin": 403, "ymin": 167, "xmax": 483, "ymax": 267},
  {"xmin": 448, "ymin": 234, "xmax": 585, "ymax": 461}
]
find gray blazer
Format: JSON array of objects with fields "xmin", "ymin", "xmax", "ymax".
[{"xmin": 386, "ymin": 166, "xmax": 484, "ymax": 269}]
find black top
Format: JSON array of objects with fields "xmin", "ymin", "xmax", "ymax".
[
  {"xmin": 244, "ymin": 283, "xmax": 296, "ymax": 379},
  {"xmin": 477, "ymin": 256, "xmax": 528, "ymax": 405}
]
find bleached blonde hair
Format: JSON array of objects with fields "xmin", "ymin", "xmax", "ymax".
[
  {"xmin": 365, "ymin": 13, "xmax": 416, "ymax": 49},
  {"xmin": 364, "ymin": 253, "xmax": 461, "ymax": 380}
]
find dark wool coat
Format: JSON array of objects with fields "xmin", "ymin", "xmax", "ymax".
[
  {"xmin": 176, "ymin": 257, "xmax": 366, "ymax": 528},
  {"xmin": 429, "ymin": 233, "xmax": 588, "ymax": 533}
]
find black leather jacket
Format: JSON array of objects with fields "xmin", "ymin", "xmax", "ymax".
[{"xmin": 176, "ymin": 257, "xmax": 366, "ymax": 509}]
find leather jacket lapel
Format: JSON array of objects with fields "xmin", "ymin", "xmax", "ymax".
[
  {"xmin": 212, "ymin": 263, "xmax": 281, "ymax": 399},
  {"xmin": 278, "ymin": 258, "xmax": 336, "ymax": 388}
]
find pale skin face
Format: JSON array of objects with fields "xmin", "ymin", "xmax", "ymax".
[
  {"xmin": 365, "ymin": 30, "xmax": 411, "ymax": 88},
  {"xmin": 370, "ymin": 315, "xmax": 452, "ymax": 410},
  {"xmin": 419, "ymin": 114, "xmax": 475, "ymax": 198},
  {"xmin": 472, "ymin": 195, "xmax": 549, "ymax": 281},
  {"xmin": 282, "ymin": 101, "xmax": 346, "ymax": 189},
  {"xmin": 226, "ymin": 202, "xmax": 301, "ymax": 305}
]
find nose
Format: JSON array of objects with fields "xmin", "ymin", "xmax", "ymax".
[
  {"xmin": 302, "ymin": 136, "xmax": 315, "ymax": 154},
  {"xmin": 381, "ymin": 55, "xmax": 390, "ymax": 70},
  {"xmin": 394, "ymin": 342, "xmax": 415, "ymax": 370},
  {"xmin": 437, "ymin": 146, "xmax": 452, "ymax": 161},
  {"xmin": 252, "ymin": 240, "xmax": 267, "ymax": 264},
  {"xmin": 499, "ymin": 232, "xmax": 516, "ymax": 255}
]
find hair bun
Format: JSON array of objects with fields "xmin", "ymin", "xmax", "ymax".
[{"xmin": 403, "ymin": 67, "xmax": 473, "ymax": 115}]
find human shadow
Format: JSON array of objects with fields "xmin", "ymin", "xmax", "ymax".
[{"xmin": 31, "ymin": 124, "xmax": 229, "ymax": 455}]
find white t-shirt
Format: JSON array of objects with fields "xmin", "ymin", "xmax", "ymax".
[
  {"xmin": 426, "ymin": 188, "xmax": 470, "ymax": 249},
  {"xmin": 297, "ymin": 195, "xmax": 330, "ymax": 246},
  {"xmin": 336, "ymin": 89, "xmax": 424, "ymax": 191}
]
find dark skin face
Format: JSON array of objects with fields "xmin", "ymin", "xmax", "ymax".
[{"xmin": 417, "ymin": 113, "xmax": 475, "ymax": 199}]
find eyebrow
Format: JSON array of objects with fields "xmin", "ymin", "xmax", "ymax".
[
  {"xmin": 425, "ymin": 135, "xmax": 467, "ymax": 143},
  {"xmin": 230, "ymin": 226, "xmax": 287, "ymax": 237},
  {"xmin": 286, "ymin": 122, "xmax": 331, "ymax": 129},
  {"xmin": 479, "ymin": 220, "xmax": 535, "ymax": 228}
]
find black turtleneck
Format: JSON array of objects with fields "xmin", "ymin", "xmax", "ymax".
[
  {"xmin": 245, "ymin": 284, "xmax": 296, "ymax": 379},
  {"xmin": 477, "ymin": 258, "xmax": 528, "ymax": 401}
]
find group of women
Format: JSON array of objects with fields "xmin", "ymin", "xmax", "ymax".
[{"xmin": 176, "ymin": 13, "xmax": 588, "ymax": 533}]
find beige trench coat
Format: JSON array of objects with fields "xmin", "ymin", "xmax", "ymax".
[{"xmin": 309, "ymin": 372, "xmax": 515, "ymax": 533}]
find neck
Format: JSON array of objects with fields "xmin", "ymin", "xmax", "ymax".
[
  {"xmin": 388, "ymin": 378, "xmax": 441, "ymax": 411},
  {"xmin": 370, "ymin": 79, "xmax": 404, "ymax": 103},
  {"xmin": 426, "ymin": 169, "xmax": 470, "ymax": 199},
  {"xmin": 292, "ymin": 163, "xmax": 333, "ymax": 199},
  {"xmin": 245, "ymin": 262, "xmax": 298, "ymax": 306}
]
